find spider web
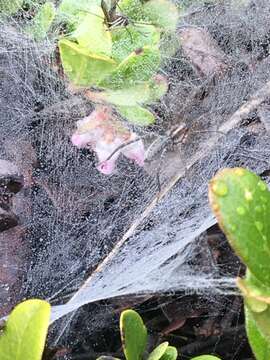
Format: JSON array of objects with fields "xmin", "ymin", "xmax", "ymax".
[{"xmin": 1, "ymin": 0, "xmax": 270, "ymax": 357}]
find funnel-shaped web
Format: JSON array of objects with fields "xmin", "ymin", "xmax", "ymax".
[{"xmin": 1, "ymin": 1, "xmax": 270, "ymax": 347}]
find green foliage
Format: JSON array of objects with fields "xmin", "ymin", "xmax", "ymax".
[
  {"xmin": 120, "ymin": 309, "xmax": 148, "ymax": 360},
  {"xmin": 209, "ymin": 168, "xmax": 270, "ymax": 287},
  {"xmin": 118, "ymin": 0, "xmax": 178, "ymax": 31},
  {"xmin": 147, "ymin": 342, "xmax": 178, "ymax": 360},
  {"xmin": 140, "ymin": 0, "xmax": 179, "ymax": 32},
  {"xmin": 147, "ymin": 342, "xmax": 169, "ymax": 360},
  {"xmin": 0, "ymin": 300, "xmax": 219, "ymax": 360},
  {"xmin": 159, "ymin": 346, "xmax": 178, "ymax": 360},
  {"xmin": 116, "ymin": 105, "xmax": 155, "ymax": 126},
  {"xmin": 111, "ymin": 24, "xmax": 160, "ymax": 63},
  {"xmin": 208, "ymin": 167, "xmax": 270, "ymax": 360},
  {"xmin": 58, "ymin": 0, "xmax": 100, "ymax": 26},
  {"xmin": 0, "ymin": 0, "xmax": 23, "ymax": 15},
  {"xmin": 25, "ymin": 2, "xmax": 56, "ymax": 41},
  {"xmin": 98, "ymin": 46, "xmax": 161, "ymax": 89},
  {"xmin": 118, "ymin": 0, "xmax": 145, "ymax": 22},
  {"xmin": 99, "ymin": 308, "xmax": 221, "ymax": 360},
  {"xmin": 245, "ymin": 306, "xmax": 270, "ymax": 360},
  {"xmin": 1, "ymin": 0, "xmax": 180, "ymax": 126},
  {"xmin": 59, "ymin": 38, "xmax": 117, "ymax": 86},
  {"xmin": 89, "ymin": 76, "xmax": 167, "ymax": 106},
  {"xmin": 72, "ymin": 6, "xmax": 112, "ymax": 56},
  {"xmin": 0, "ymin": 299, "xmax": 51, "ymax": 360},
  {"xmin": 118, "ymin": 309, "xmax": 179, "ymax": 360},
  {"xmin": 57, "ymin": 0, "xmax": 179, "ymax": 126}
]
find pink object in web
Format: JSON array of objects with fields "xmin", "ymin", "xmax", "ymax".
[{"xmin": 71, "ymin": 106, "xmax": 145, "ymax": 175}]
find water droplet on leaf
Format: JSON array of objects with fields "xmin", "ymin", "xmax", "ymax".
[
  {"xmin": 255, "ymin": 221, "xmax": 263, "ymax": 232},
  {"xmin": 244, "ymin": 189, "xmax": 253, "ymax": 201},
  {"xmin": 212, "ymin": 180, "xmax": 228, "ymax": 197},
  {"xmin": 228, "ymin": 223, "xmax": 237, "ymax": 232},
  {"xmin": 236, "ymin": 206, "xmax": 245, "ymax": 215}
]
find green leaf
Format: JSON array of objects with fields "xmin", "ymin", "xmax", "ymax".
[
  {"xmin": 0, "ymin": 299, "xmax": 51, "ymax": 360},
  {"xmin": 142, "ymin": 0, "xmax": 179, "ymax": 32},
  {"xmin": 118, "ymin": 0, "xmax": 145, "ymax": 22},
  {"xmin": 117, "ymin": 105, "xmax": 155, "ymax": 125},
  {"xmin": 111, "ymin": 23, "xmax": 160, "ymax": 63},
  {"xmin": 160, "ymin": 346, "xmax": 178, "ymax": 360},
  {"xmin": 89, "ymin": 75, "xmax": 167, "ymax": 106},
  {"xmin": 120, "ymin": 309, "xmax": 147, "ymax": 360},
  {"xmin": 246, "ymin": 303, "xmax": 270, "ymax": 342},
  {"xmin": 91, "ymin": 84, "xmax": 151, "ymax": 105},
  {"xmin": 25, "ymin": 2, "xmax": 56, "ymax": 41},
  {"xmin": 147, "ymin": 75, "xmax": 168, "ymax": 102},
  {"xmin": 237, "ymin": 269, "xmax": 270, "ymax": 304},
  {"xmin": 147, "ymin": 342, "xmax": 168, "ymax": 360},
  {"xmin": 208, "ymin": 168, "xmax": 270, "ymax": 287},
  {"xmin": 237, "ymin": 271, "xmax": 270, "ymax": 311},
  {"xmin": 245, "ymin": 305, "xmax": 270, "ymax": 360},
  {"xmin": 58, "ymin": 38, "xmax": 117, "ymax": 86},
  {"xmin": 99, "ymin": 46, "xmax": 161, "ymax": 89},
  {"xmin": 191, "ymin": 356, "xmax": 222, "ymax": 360},
  {"xmin": 119, "ymin": 0, "xmax": 179, "ymax": 31},
  {"xmin": 246, "ymin": 297, "xmax": 268, "ymax": 314},
  {"xmin": 0, "ymin": 0, "xmax": 23, "ymax": 15},
  {"xmin": 72, "ymin": 6, "xmax": 112, "ymax": 56},
  {"xmin": 58, "ymin": 0, "xmax": 100, "ymax": 26}
]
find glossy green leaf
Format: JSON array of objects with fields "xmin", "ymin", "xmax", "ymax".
[
  {"xmin": 120, "ymin": 309, "xmax": 147, "ymax": 360},
  {"xmin": 72, "ymin": 6, "xmax": 112, "ymax": 56},
  {"xmin": 59, "ymin": 38, "xmax": 117, "ymax": 86},
  {"xmin": 245, "ymin": 305, "xmax": 270, "ymax": 360},
  {"xmin": 237, "ymin": 271, "xmax": 270, "ymax": 310},
  {"xmin": 0, "ymin": 299, "xmax": 51, "ymax": 360},
  {"xmin": 209, "ymin": 168, "xmax": 270, "ymax": 287},
  {"xmin": 111, "ymin": 23, "xmax": 160, "ymax": 63},
  {"xmin": 117, "ymin": 105, "xmax": 155, "ymax": 125},
  {"xmin": 246, "ymin": 296, "xmax": 268, "ymax": 313},
  {"xmin": 191, "ymin": 356, "xmax": 222, "ymax": 360},
  {"xmin": 240, "ymin": 274, "xmax": 270, "ymax": 313},
  {"xmin": 91, "ymin": 75, "xmax": 167, "ymax": 106},
  {"xmin": 246, "ymin": 304, "xmax": 270, "ymax": 342},
  {"xmin": 147, "ymin": 342, "xmax": 168, "ymax": 360},
  {"xmin": 25, "ymin": 2, "xmax": 56, "ymax": 41},
  {"xmin": 0, "ymin": 0, "xmax": 23, "ymax": 15},
  {"xmin": 159, "ymin": 346, "xmax": 178, "ymax": 360},
  {"xmin": 99, "ymin": 46, "xmax": 160, "ymax": 89}
]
